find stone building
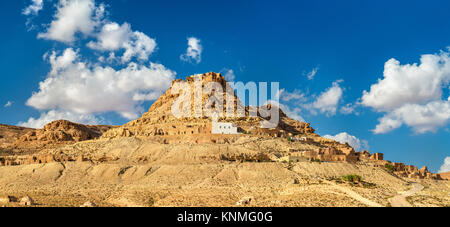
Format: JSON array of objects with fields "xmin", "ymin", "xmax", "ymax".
[{"xmin": 212, "ymin": 122, "xmax": 238, "ymax": 135}]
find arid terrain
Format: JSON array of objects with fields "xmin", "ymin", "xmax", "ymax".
[{"xmin": 1, "ymin": 73, "xmax": 449, "ymax": 207}]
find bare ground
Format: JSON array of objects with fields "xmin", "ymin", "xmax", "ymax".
[{"xmin": 0, "ymin": 138, "xmax": 448, "ymax": 207}]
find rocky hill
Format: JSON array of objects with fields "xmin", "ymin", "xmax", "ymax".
[
  {"xmin": 440, "ymin": 172, "xmax": 450, "ymax": 180},
  {"xmin": 0, "ymin": 124, "xmax": 34, "ymax": 152},
  {"xmin": 102, "ymin": 72, "xmax": 316, "ymax": 144},
  {"xmin": 18, "ymin": 120, "xmax": 113, "ymax": 143},
  {"xmin": 6, "ymin": 120, "xmax": 116, "ymax": 153}
]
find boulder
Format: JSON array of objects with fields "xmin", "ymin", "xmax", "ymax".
[
  {"xmin": 80, "ymin": 201, "xmax": 97, "ymax": 207},
  {"xmin": 20, "ymin": 196, "xmax": 34, "ymax": 206},
  {"xmin": 419, "ymin": 166, "xmax": 429, "ymax": 174},
  {"xmin": 0, "ymin": 196, "xmax": 14, "ymax": 204},
  {"xmin": 236, "ymin": 196, "xmax": 254, "ymax": 206}
]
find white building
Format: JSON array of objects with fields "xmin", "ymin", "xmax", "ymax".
[{"xmin": 212, "ymin": 122, "xmax": 238, "ymax": 134}]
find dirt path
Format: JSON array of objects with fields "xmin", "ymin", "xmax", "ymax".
[
  {"xmin": 388, "ymin": 183, "xmax": 424, "ymax": 207},
  {"xmin": 324, "ymin": 180, "xmax": 383, "ymax": 207}
]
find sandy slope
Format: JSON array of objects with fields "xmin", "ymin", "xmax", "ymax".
[
  {"xmin": 389, "ymin": 183, "xmax": 424, "ymax": 207},
  {"xmin": 1, "ymin": 137, "xmax": 448, "ymax": 207}
]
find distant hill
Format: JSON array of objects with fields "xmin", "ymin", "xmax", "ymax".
[{"xmin": 440, "ymin": 171, "xmax": 450, "ymax": 180}]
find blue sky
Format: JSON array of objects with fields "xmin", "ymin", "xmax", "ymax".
[{"xmin": 0, "ymin": 0, "xmax": 449, "ymax": 172}]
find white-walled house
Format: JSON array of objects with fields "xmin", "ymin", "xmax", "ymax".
[{"xmin": 212, "ymin": 122, "xmax": 238, "ymax": 134}]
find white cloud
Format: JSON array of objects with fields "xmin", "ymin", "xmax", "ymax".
[
  {"xmin": 304, "ymin": 67, "xmax": 319, "ymax": 80},
  {"xmin": 340, "ymin": 103, "xmax": 358, "ymax": 115},
  {"xmin": 223, "ymin": 69, "xmax": 235, "ymax": 81},
  {"xmin": 18, "ymin": 110, "xmax": 101, "ymax": 129},
  {"xmin": 278, "ymin": 89, "xmax": 307, "ymax": 103},
  {"xmin": 180, "ymin": 37, "xmax": 202, "ymax": 64},
  {"xmin": 324, "ymin": 132, "xmax": 369, "ymax": 151},
  {"xmin": 48, "ymin": 48, "xmax": 79, "ymax": 75},
  {"xmin": 87, "ymin": 22, "xmax": 157, "ymax": 63},
  {"xmin": 373, "ymin": 99, "xmax": 450, "ymax": 134},
  {"xmin": 439, "ymin": 157, "xmax": 450, "ymax": 173},
  {"xmin": 4, "ymin": 101, "xmax": 13, "ymax": 108},
  {"xmin": 23, "ymin": 0, "xmax": 44, "ymax": 16},
  {"xmin": 38, "ymin": 0, "xmax": 105, "ymax": 43},
  {"xmin": 276, "ymin": 80, "xmax": 344, "ymax": 119},
  {"xmin": 362, "ymin": 50, "xmax": 450, "ymax": 134},
  {"xmin": 267, "ymin": 100, "xmax": 305, "ymax": 122},
  {"xmin": 26, "ymin": 48, "xmax": 176, "ymax": 120},
  {"xmin": 312, "ymin": 80, "xmax": 343, "ymax": 116}
]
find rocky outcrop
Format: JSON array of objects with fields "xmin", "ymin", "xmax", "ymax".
[
  {"xmin": 0, "ymin": 124, "xmax": 34, "ymax": 150},
  {"xmin": 388, "ymin": 163, "xmax": 442, "ymax": 180},
  {"xmin": 20, "ymin": 196, "xmax": 34, "ymax": 206},
  {"xmin": 80, "ymin": 201, "xmax": 97, "ymax": 207},
  {"xmin": 18, "ymin": 120, "xmax": 113, "ymax": 143},
  {"xmin": 439, "ymin": 172, "xmax": 450, "ymax": 180},
  {"xmin": 8, "ymin": 120, "xmax": 116, "ymax": 152}
]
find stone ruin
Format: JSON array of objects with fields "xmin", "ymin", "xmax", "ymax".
[
  {"xmin": 284, "ymin": 146, "xmax": 442, "ymax": 180},
  {"xmin": 388, "ymin": 162, "xmax": 442, "ymax": 180},
  {"xmin": 287, "ymin": 147, "xmax": 383, "ymax": 164}
]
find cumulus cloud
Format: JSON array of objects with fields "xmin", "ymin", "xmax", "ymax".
[
  {"xmin": 340, "ymin": 103, "xmax": 358, "ymax": 115},
  {"xmin": 439, "ymin": 157, "xmax": 450, "ymax": 173},
  {"xmin": 4, "ymin": 101, "xmax": 13, "ymax": 108},
  {"xmin": 21, "ymin": 0, "xmax": 178, "ymax": 127},
  {"xmin": 180, "ymin": 37, "xmax": 202, "ymax": 64},
  {"xmin": 278, "ymin": 89, "xmax": 307, "ymax": 103},
  {"xmin": 312, "ymin": 80, "xmax": 343, "ymax": 116},
  {"xmin": 304, "ymin": 67, "xmax": 319, "ymax": 80},
  {"xmin": 48, "ymin": 48, "xmax": 79, "ymax": 75},
  {"xmin": 26, "ymin": 48, "xmax": 176, "ymax": 120},
  {"xmin": 276, "ymin": 80, "xmax": 344, "ymax": 119},
  {"xmin": 324, "ymin": 132, "xmax": 369, "ymax": 151},
  {"xmin": 23, "ymin": 0, "xmax": 44, "ymax": 16},
  {"xmin": 18, "ymin": 110, "xmax": 101, "ymax": 129},
  {"xmin": 362, "ymin": 50, "xmax": 450, "ymax": 134},
  {"xmin": 267, "ymin": 100, "xmax": 305, "ymax": 122},
  {"xmin": 373, "ymin": 99, "xmax": 450, "ymax": 134},
  {"xmin": 38, "ymin": 0, "xmax": 105, "ymax": 43},
  {"xmin": 87, "ymin": 22, "xmax": 157, "ymax": 63},
  {"xmin": 222, "ymin": 69, "xmax": 235, "ymax": 81}
]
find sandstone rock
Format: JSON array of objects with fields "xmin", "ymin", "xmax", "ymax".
[
  {"xmin": 419, "ymin": 166, "xmax": 429, "ymax": 174},
  {"xmin": 13, "ymin": 120, "xmax": 115, "ymax": 150},
  {"xmin": 20, "ymin": 196, "xmax": 34, "ymax": 206},
  {"xmin": 101, "ymin": 72, "xmax": 317, "ymax": 143},
  {"xmin": 0, "ymin": 196, "xmax": 16, "ymax": 204},
  {"xmin": 439, "ymin": 171, "xmax": 450, "ymax": 180},
  {"xmin": 236, "ymin": 196, "xmax": 254, "ymax": 206},
  {"xmin": 80, "ymin": 201, "xmax": 97, "ymax": 207}
]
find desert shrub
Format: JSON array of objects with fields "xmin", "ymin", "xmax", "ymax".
[
  {"xmin": 341, "ymin": 174, "xmax": 362, "ymax": 183},
  {"xmin": 385, "ymin": 164, "xmax": 395, "ymax": 173}
]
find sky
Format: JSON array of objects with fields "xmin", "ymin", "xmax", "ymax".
[{"xmin": 0, "ymin": 0, "xmax": 449, "ymax": 172}]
